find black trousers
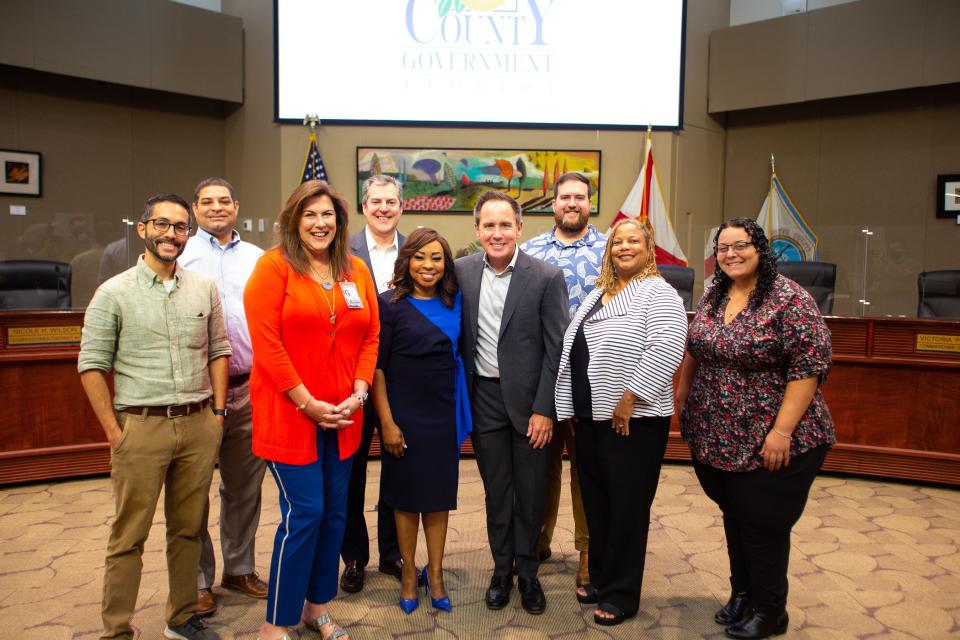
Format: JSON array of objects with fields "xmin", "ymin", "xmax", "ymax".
[
  {"xmin": 693, "ymin": 445, "xmax": 829, "ymax": 615},
  {"xmin": 340, "ymin": 407, "xmax": 399, "ymax": 567},
  {"xmin": 576, "ymin": 415, "xmax": 670, "ymax": 616},
  {"xmin": 471, "ymin": 376, "xmax": 550, "ymax": 579}
]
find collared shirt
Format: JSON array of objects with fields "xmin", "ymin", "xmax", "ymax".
[
  {"xmin": 474, "ymin": 247, "xmax": 520, "ymax": 378},
  {"xmin": 78, "ymin": 255, "xmax": 232, "ymax": 409},
  {"xmin": 521, "ymin": 224, "xmax": 607, "ymax": 319},
  {"xmin": 180, "ymin": 228, "xmax": 263, "ymax": 375},
  {"xmin": 365, "ymin": 226, "xmax": 399, "ymax": 294}
]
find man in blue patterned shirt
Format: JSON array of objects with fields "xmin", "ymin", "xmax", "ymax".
[{"xmin": 520, "ymin": 172, "xmax": 605, "ymax": 590}]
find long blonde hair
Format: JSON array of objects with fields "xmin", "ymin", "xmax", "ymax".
[{"xmin": 594, "ymin": 219, "xmax": 660, "ymax": 292}]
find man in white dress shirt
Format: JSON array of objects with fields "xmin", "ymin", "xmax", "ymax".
[
  {"xmin": 340, "ymin": 174, "xmax": 407, "ymax": 592},
  {"xmin": 180, "ymin": 178, "xmax": 268, "ymax": 616}
]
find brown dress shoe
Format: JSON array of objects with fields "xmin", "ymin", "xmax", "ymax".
[
  {"xmin": 221, "ymin": 572, "xmax": 269, "ymax": 599},
  {"xmin": 196, "ymin": 588, "xmax": 217, "ymax": 617},
  {"xmin": 340, "ymin": 560, "xmax": 365, "ymax": 593},
  {"xmin": 576, "ymin": 551, "xmax": 590, "ymax": 587}
]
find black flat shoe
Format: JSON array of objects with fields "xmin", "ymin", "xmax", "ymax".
[
  {"xmin": 715, "ymin": 590, "xmax": 751, "ymax": 625},
  {"xmin": 377, "ymin": 558, "xmax": 404, "ymax": 581},
  {"xmin": 485, "ymin": 574, "xmax": 512, "ymax": 610},
  {"xmin": 725, "ymin": 610, "xmax": 789, "ymax": 639},
  {"xmin": 594, "ymin": 602, "xmax": 634, "ymax": 626},
  {"xmin": 518, "ymin": 576, "xmax": 546, "ymax": 614},
  {"xmin": 575, "ymin": 583, "xmax": 598, "ymax": 605}
]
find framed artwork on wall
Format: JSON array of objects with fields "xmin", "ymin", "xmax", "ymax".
[
  {"xmin": 936, "ymin": 174, "xmax": 960, "ymax": 219},
  {"xmin": 356, "ymin": 147, "xmax": 601, "ymax": 215},
  {"xmin": 0, "ymin": 149, "xmax": 42, "ymax": 197}
]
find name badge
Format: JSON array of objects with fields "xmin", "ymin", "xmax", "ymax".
[{"xmin": 340, "ymin": 281, "xmax": 364, "ymax": 309}]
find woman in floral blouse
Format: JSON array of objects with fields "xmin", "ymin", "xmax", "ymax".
[{"xmin": 677, "ymin": 218, "xmax": 835, "ymax": 640}]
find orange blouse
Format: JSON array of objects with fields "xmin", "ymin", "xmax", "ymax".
[{"xmin": 244, "ymin": 249, "xmax": 380, "ymax": 463}]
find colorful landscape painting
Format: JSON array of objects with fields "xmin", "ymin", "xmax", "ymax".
[{"xmin": 356, "ymin": 147, "xmax": 601, "ymax": 214}]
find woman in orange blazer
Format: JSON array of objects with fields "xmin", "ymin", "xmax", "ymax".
[{"xmin": 244, "ymin": 180, "xmax": 379, "ymax": 640}]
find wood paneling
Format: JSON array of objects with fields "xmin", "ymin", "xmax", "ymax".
[
  {"xmin": 708, "ymin": 12, "xmax": 808, "ymax": 113},
  {"xmin": 709, "ymin": 0, "xmax": 960, "ymax": 113},
  {"xmin": 0, "ymin": 0, "xmax": 242, "ymax": 103},
  {"xmin": 2, "ymin": 313, "xmax": 959, "ymax": 486}
]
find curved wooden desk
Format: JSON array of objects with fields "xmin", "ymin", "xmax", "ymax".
[{"xmin": 1, "ymin": 311, "xmax": 959, "ymax": 485}]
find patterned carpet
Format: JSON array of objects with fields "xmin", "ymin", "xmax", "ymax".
[{"xmin": 2, "ymin": 461, "xmax": 959, "ymax": 639}]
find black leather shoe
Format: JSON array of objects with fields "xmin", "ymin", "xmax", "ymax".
[
  {"xmin": 715, "ymin": 590, "xmax": 751, "ymax": 625},
  {"xmin": 518, "ymin": 576, "xmax": 546, "ymax": 615},
  {"xmin": 339, "ymin": 560, "xmax": 365, "ymax": 593},
  {"xmin": 725, "ymin": 610, "xmax": 789, "ymax": 639},
  {"xmin": 485, "ymin": 574, "xmax": 512, "ymax": 610},
  {"xmin": 537, "ymin": 548, "xmax": 552, "ymax": 562},
  {"xmin": 377, "ymin": 558, "xmax": 404, "ymax": 582}
]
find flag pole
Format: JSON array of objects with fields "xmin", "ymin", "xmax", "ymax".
[{"xmin": 770, "ymin": 153, "xmax": 776, "ymax": 175}]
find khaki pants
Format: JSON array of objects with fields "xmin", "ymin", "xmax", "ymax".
[
  {"xmin": 538, "ymin": 418, "xmax": 589, "ymax": 552},
  {"xmin": 101, "ymin": 408, "xmax": 222, "ymax": 640}
]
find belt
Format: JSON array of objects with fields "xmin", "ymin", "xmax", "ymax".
[
  {"xmin": 123, "ymin": 400, "xmax": 209, "ymax": 418},
  {"xmin": 228, "ymin": 373, "xmax": 250, "ymax": 387}
]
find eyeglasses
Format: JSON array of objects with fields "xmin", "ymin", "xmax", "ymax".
[
  {"xmin": 146, "ymin": 218, "xmax": 191, "ymax": 236},
  {"xmin": 716, "ymin": 241, "xmax": 754, "ymax": 254}
]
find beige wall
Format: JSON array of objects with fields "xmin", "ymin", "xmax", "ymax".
[
  {"xmin": 244, "ymin": 0, "xmax": 728, "ymax": 304},
  {"xmin": 723, "ymin": 85, "xmax": 960, "ymax": 317},
  {"xmin": 0, "ymin": 66, "xmax": 226, "ymax": 305}
]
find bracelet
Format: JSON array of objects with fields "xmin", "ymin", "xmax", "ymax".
[
  {"xmin": 772, "ymin": 428, "xmax": 792, "ymax": 440},
  {"xmin": 295, "ymin": 399, "xmax": 311, "ymax": 413},
  {"xmin": 352, "ymin": 391, "xmax": 368, "ymax": 407}
]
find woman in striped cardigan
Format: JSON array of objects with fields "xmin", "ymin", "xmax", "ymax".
[{"xmin": 554, "ymin": 219, "xmax": 688, "ymax": 626}]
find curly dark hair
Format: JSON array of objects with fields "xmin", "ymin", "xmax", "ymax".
[
  {"xmin": 705, "ymin": 217, "xmax": 779, "ymax": 310},
  {"xmin": 389, "ymin": 227, "xmax": 459, "ymax": 308}
]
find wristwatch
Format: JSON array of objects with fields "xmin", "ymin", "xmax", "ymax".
[
  {"xmin": 212, "ymin": 408, "xmax": 228, "ymax": 418},
  {"xmin": 352, "ymin": 391, "xmax": 368, "ymax": 407}
]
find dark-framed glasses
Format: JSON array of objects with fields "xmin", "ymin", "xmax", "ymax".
[
  {"xmin": 146, "ymin": 218, "xmax": 191, "ymax": 236},
  {"xmin": 716, "ymin": 241, "xmax": 754, "ymax": 254}
]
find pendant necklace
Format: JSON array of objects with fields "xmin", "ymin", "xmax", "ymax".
[{"xmin": 309, "ymin": 263, "xmax": 337, "ymax": 326}]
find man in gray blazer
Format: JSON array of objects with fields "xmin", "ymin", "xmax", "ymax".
[
  {"xmin": 340, "ymin": 174, "xmax": 407, "ymax": 593},
  {"xmin": 455, "ymin": 191, "xmax": 568, "ymax": 615}
]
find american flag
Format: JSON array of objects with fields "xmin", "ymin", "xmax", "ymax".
[{"xmin": 301, "ymin": 132, "xmax": 329, "ymax": 183}]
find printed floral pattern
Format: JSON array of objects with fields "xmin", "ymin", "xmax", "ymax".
[
  {"xmin": 521, "ymin": 225, "xmax": 606, "ymax": 319},
  {"xmin": 681, "ymin": 274, "xmax": 836, "ymax": 472}
]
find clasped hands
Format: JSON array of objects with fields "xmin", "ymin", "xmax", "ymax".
[{"xmin": 302, "ymin": 396, "xmax": 362, "ymax": 430}]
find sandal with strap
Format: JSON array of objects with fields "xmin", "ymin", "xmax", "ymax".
[
  {"xmin": 576, "ymin": 583, "xmax": 598, "ymax": 604},
  {"xmin": 303, "ymin": 612, "xmax": 348, "ymax": 639},
  {"xmin": 594, "ymin": 602, "xmax": 634, "ymax": 626}
]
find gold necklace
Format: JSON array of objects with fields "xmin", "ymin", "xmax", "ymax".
[{"xmin": 309, "ymin": 263, "xmax": 336, "ymax": 326}]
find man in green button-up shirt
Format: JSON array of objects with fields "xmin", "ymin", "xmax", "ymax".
[{"xmin": 79, "ymin": 194, "xmax": 231, "ymax": 640}]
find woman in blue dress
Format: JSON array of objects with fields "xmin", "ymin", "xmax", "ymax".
[{"xmin": 371, "ymin": 227, "xmax": 471, "ymax": 614}]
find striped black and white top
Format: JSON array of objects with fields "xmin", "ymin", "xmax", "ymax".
[{"xmin": 555, "ymin": 277, "xmax": 688, "ymax": 421}]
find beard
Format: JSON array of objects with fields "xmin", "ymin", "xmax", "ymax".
[
  {"xmin": 143, "ymin": 234, "xmax": 185, "ymax": 263},
  {"xmin": 555, "ymin": 209, "xmax": 589, "ymax": 234}
]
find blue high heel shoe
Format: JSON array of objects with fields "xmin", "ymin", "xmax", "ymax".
[
  {"xmin": 422, "ymin": 567, "xmax": 452, "ymax": 612},
  {"xmin": 398, "ymin": 568, "xmax": 419, "ymax": 614},
  {"xmin": 398, "ymin": 592, "xmax": 419, "ymax": 614}
]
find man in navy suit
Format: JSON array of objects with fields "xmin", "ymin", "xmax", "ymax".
[
  {"xmin": 340, "ymin": 174, "xmax": 407, "ymax": 592},
  {"xmin": 455, "ymin": 191, "xmax": 568, "ymax": 614}
]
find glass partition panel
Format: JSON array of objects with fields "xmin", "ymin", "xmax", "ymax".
[{"xmin": 1, "ymin": 211, "xmax": 137, "ymax": 310}]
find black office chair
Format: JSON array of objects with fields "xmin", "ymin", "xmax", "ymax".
[
  {"xmin": 917, "ymin": 270, "xmax": 960, "ymax": 319},
  {"xmin": 776, "ymin": 261, "xmax": 836, "ymax": 315},
  {"xmin": 659, "ymin": 264, "xmax": 695, "ymax": 311},
  {"xmin": 0, "ymin": 260, "xmax": 73, "ymax": 309}
]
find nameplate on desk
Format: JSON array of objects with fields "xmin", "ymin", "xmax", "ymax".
[
  {"xmin": 7, "ymin": 325, "xmax": 81, "ymax": 347},
  {"xmin": 916, "ymin": 333, "xmax": 960, "ymax": 354}
]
